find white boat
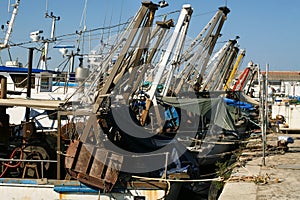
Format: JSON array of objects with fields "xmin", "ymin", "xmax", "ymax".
[{"xmin": 0, "ymin": 64, "xmax": 80, "ymax": 127}]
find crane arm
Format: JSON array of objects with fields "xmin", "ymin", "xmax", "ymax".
[
  {"xmin": 93, "ymin": 2, "xmax": 159, "ymax": 113},
  {"xmin": 224, "ymin": 49, "xmax": 246, "ymax": 91},
  {"xmin": 140, "ymin": 4, "xmax": 193, "ymax": 126}
]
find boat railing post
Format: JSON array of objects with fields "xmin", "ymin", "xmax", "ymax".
[
  {"xmin": 41, "ymin": 160, "xmax": 44, "ymax": 179},
  {"xmin": 64, "ymin": 73, "xmax": 67, "ymax": 94},
  {"xmin": 0, "ymin": 76, "xmax": 7, "ymax": 99},
  {"xmin": 260, "ymin": 65, "xmax": 267, "ymax": 167},
  {"xmin": 262, "ymin": 63, "xmax": 269, "ymax": 166},
  {"xmin": 57, "ymin": 111, "xmax": 61, "ymax": 179},
  {"xmin": 163, "ymin": 152, "xmax": 169, "ymax": 180}
]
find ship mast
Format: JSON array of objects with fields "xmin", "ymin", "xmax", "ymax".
[
  {"xmin": 0, "ymin": 0, "xmax": 20, "ymax": 50},
  {"xmin": 42, "ymin": 11, "xmax": 60, "ymax": 70}
]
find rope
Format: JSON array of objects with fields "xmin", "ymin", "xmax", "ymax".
[
  {"xmin": 189, "ymin": 137, "xmax": 246, "ymax": 145},
  {"xmin": 0, "ymin": 147, "xmax": 23, "ymax": 178},
  {"xmin": 131, "ymin": 175, "xmax": 223, "ymax": 182}
]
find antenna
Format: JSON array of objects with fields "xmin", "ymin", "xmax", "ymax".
[
  {"xmin": 8, "ymin": 0, "xmax": 11, "ymax": 12},
  {"xmin": 117, "ymin": 0, "xmax": 124, "ymax": 39},
  {"xmin": 45, "ymin": 0, "xmax": 48, "ymax": 18},
  {"xmin": 42, "ymin": 11, "xmax": 60, "ymax": 70},
  {"xmin": 79, "ymin": 0, "xmax": 88, "ymax": 30},
  {"xmin": 79, "ymin": 0, "xmax": 88, "ymax": 54},
  {"xmin": 45, "ymin": 0, "xmax": 49, "ymax": 15}
]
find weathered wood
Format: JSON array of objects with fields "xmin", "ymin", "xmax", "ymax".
[
  {"xmin": 0, "ymin": 98, "xmax": 64, "ymax": 110},
  {"xmin": 89, "ymin": 148, "xmax": 108, "ymax": 179},
  {"xmin": 65, "ymin": 140, "xmax": 81, "ymax": 169},
  {"xmin": 77, "ymin": 172, "xmax": 109, "ymax": 191},
  {"xmin": 80, "ymin": 114, "xmax": 99, "ymax": 142},
  {"xmin": 74, "ymin": 143, "xmax": 94, "ymax": 173},
  {"xmin": 126, "ymin": 181, "xmax": 168, "ymax": 190},
  {"xmin": 105, "ymin": 154, "xmax": 123, "ymax": 184},
  {"xmin": 65, "ymin": 140, "xmax": 123, "ymax": 191}
]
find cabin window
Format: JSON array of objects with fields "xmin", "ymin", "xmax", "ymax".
[
  {"xmin": 40, "ymin": 72, "xmax": 53, "ymax": 92},
  {"xmin": 10, "ymin": 74, "xmax": 35, "ymax": 88},
  {"xmin": 134, "ymin": 197, "xmax": 145, "ymax": 200},
  {"xmin": 269, "ymin": 81, "xmax": 281, "ymax": 86}
]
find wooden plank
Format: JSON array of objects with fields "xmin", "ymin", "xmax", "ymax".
[
  {"xmin": 65, "ymin": 140, "xmax": 81, "ymax": 169},
  {"xmin": 0, "ymin": 98, "xmax": 64, "ymax": 110},
  {"xmin": 126, "ymin": 181, "xmax": 168, "ymax": 190},
  {"xmin": 77, "ymin": 172, "xmax": 109, "ymax": 191},
  {"xmin": 105, "ymin": 154, "xmax": 123, "ymax": 184},
  {"xmin": 89, "ymin": 148, "xmax": 108, "ymax": 179},
  {"xmin": 74, "ymin": 143, "xmax": 94, "ymax": 173},
  {"xmin": 80, "ymin": 114, "xmax": 99, "ymax": 143}
]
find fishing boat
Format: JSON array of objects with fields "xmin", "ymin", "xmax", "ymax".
[
  {"xmin": 61, "ymin": 2, "xmax": 244, "ymax": 198},
  {"xmin": 0, "ymin": 1, "xmax": 254, "ymax": 199}
]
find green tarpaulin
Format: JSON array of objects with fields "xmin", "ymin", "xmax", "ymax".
[{"xmin": 160, "ymin": 97, "xmax": 236, "ymax": 131}]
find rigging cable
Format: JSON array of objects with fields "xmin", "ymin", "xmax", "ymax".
[{"xmin": 116, "ymin": 0, "xmax": 124, "ymax": 41}]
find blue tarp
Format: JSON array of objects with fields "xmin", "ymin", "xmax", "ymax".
[{"xmin": 224, "ymin": 97, "xmax": 254, "ymax": 110}]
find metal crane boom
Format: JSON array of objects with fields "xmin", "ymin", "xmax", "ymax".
[
  {"xmin": 146, "ymin": 4, "xmax": 193, "ymax": 100},
  {"xmin": 161, "ymin": 10, "xmax": 191, "ymax": 96},
  {"xmin": 139, "ymin": 4, "xmax": 193, "ymax": 126},
  {"xmin": 223, "ymin": 49, "xmax": 246, "ymax": 91},
  {"xmin": 92, "ymin": 2, "xmax": 159, "ymax": 113},
  {"xmin": 126, "ymin": 19, "xmax": 174, "ymax": 98},
  {"xmin": 200, "ymin": 39, "xmax": 236, "ymax": 91},
  {"xmin": 213, "ymin": 45, "xmax": 239, "ymax": 91},
  {"xmin": 232, "ymin": 61, "xmax": 258, "ymax": 92},
  {"xmin": 173, "ymin": 7, "xmax": 230, "ymax": 94}
]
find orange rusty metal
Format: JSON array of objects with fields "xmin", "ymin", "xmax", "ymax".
[
  {"xmin": 89, "ymin": 149, "xmax": 108, "ymax": 179},
  {"xmin": 65, "ymin": 140, "xmax": 123, "ymax": 191}
]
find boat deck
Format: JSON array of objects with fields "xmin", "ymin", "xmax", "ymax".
[{"xmin": 0, "ymin": 178, "xmax": 167, "ymax": 199}]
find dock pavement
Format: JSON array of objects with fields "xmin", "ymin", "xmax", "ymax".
[{"xmin": 218, "ymin": 132, "xmax": 300, "ymax": 200}]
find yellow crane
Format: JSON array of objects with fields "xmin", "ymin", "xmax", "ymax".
[{"xmin": 223, "ymin": 49, "xmax": 246, "ymax": 91}]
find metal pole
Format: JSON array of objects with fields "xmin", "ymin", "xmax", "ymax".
[
  {"xmin": 69, "ymin": 51, "xmax": 75, "ymax": 74},
  {"xmin": 261, "ymin": 73, "xmax": 266, "ymax": 166},
  {"xmin": 57, "ymin": 111, "xmax": 61, "ymax": 179},
  {"xmin": 163, "ymin": 152, "xmax": 169, "ymax": 179},
  {"xmin": 41, "ymin": 161, "xmax": 44, "ymax": 179},
  {"xmin": 258, "ymin": 63, "xmax": 266, "ymax": 166},
  {"xmin": 25, "ymin": 48, "xmax": 34, "ymax": 122},
  {"xmin": 262, "ymin": 75, "xmax": 266, "ymax": 166},
  {"xmin": 263, "ymin": 64, "xmax": 269, "ymax": 166}
]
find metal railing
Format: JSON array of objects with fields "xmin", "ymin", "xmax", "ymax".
[{"xmin": 0, "ymin": 158, "xmax": 57, "ymax": 179}]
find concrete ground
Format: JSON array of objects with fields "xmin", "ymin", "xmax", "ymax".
[{"xmin": 218, "ymin": 133, "xmax": 300, "ymax": 200}]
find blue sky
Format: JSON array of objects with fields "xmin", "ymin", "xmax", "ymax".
[{"xmin": 0, "ymin": 0, "xmax": 299, "ymax": 71}]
